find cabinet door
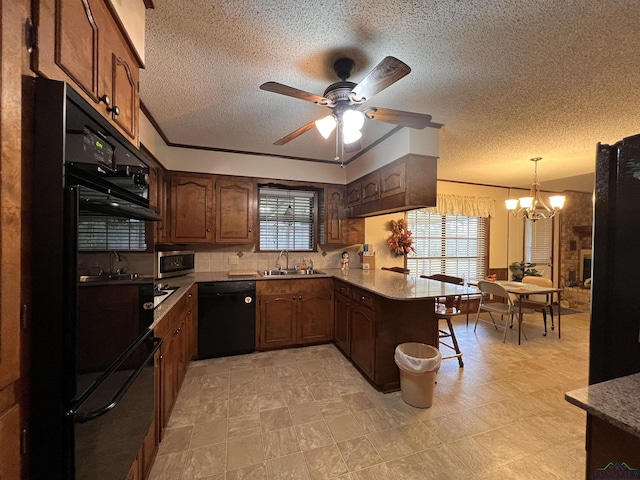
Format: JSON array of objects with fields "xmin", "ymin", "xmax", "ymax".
[
  {"xmin": 297, "ymin": 290, "xmax": 333, "ymax": 344},
  {"xmin": 170, "ymin": 175, "xmax": 214, "ymax": 243},
  {"xmin": 361, "ymin": 174, "xmax": 381, "ymax": 203},
  {"xmin": 347, "ymin": 181, "xmax": 362, "ymax": 206},
  {"xmin": 155, "ymin": 168, "xmax": 170, "ymax": 244},
  {"xmin": 380, "ymin": 163, "xmax": 406, "ymax": 199},
  {"xmin": 350, "ymin": 303, "xmax": 376, "ymax": 378},
  {"xmin": 0, "ymin": 405, "xmax": 20, "ymax": 480},
  {"xmin": 325, "ymin": 187, "xmax": 345, "ymax": 243},
  {"xmin": 159, "ymin": 330, "xmax": 176, "ymax": 434},
  {"xmin": 186, "ymin": 284, "xmax": 198, "ymax": 360},
  {"xmin": 215, "ymin": 177, "xmax": 255, "ymax": 243},
  {"xmin": 33, "ymin": 0, "xmax": 101, "ymax": 101},
  {"xmin": 259, "ymin": 294, "xmax": 296, "ymax": 348},
  {"xmin": 108, "ymin": 48, "xmax": 138, "ymax": 140},
  {"xmin": 334, "ymin": 292, "xmax": 351, "ymax": 354}
]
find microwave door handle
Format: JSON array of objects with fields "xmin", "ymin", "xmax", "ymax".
[{"xmin": 73, "ymin": 338, "xmax": 162, "ymax": 424}]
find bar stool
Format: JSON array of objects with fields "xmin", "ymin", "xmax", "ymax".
[{"xmin": 435, "ymin": 299, "xmax": 464, "ymax": 368}]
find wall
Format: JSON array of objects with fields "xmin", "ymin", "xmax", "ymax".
[
  {"xmin": 108, "ymin": 0, "xmax": 145, "ymax": 63},
  {"xmin": 139, "ymin": 114, "xmax": 347, "ymax": 184}
]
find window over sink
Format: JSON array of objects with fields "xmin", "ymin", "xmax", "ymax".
[{"xmin": 258, "ymin": 187, "xmax": 316, "ymax": 251}]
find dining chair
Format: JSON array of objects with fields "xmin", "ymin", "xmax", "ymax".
[
  {"xmin": 515, "ymin": 276, "xmax": 555, "ymax": 336},
  {"xmin": 474, "ymin": 280, "xmax": 533, "ymax": 343},
  {"xmin": 421, "ymin": 274, "xmax": 464, "ymax": 367}
]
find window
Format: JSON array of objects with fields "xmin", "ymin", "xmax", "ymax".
[
  {"xmin": 259, "ymin": 187, "xmax": 315, "ymax": 251},
  {"xmin": 78, "ymin": 217, "xmax": 148, "ymax": 251},
  {"xmin": 406, "ymin": 210, "xmax": 488, "ymax": 281},
  {"xmin": 524, "ymin": 219, "xmax": 553, "ymax": 276}
]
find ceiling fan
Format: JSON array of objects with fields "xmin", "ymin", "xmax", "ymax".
[{"xmin": 260, "ymin": 56, "xmax": 441, "ymax": 158}]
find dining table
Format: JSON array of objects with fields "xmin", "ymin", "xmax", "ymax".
[{"xmin": 494, "ymin": 280, "xmax": 563, "ymax": 345}]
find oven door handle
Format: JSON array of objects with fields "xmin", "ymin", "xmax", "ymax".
[
  {"xmin": 73, "ymin": 337, "xmax": 162, "ymax": 424},
  {"xmin": 79, "ymin": 197, "xmax": 163, "ymax": 221}
]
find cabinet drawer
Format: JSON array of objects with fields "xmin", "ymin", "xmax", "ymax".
[
  {"xmin": 334, "ymin": 281, "xmax": 351, "ymax": 296},
  {"xmin": 351, "ymin": 287, "xmax": 375, "ymax": 309}
]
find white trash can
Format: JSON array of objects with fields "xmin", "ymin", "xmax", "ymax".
[{"xmin": 394, "ymin": 343, "xmax": 442, "ymax": 408}]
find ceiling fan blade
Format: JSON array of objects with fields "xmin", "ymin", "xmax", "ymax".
[
  {"xmin": 365, "ymin": 107, "xmax": 442, "ymax": 129},
  {"xmin": 351, "ymin": 56, "xmax": 411, "ymax": 102},
  {"xmin": 344, "ymin": 140, "xmax": 361, "ymax": 153},
  {"xmin": 260, "ymin": 82, "xmax": 330, "ymax": 105},
  {"xmin": 273, "ymin": 121, "xmax": 316, "ymax": 146}
]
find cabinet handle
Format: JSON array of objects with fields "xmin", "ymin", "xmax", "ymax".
[
  {"xmin": 293, "ymin": 296, "xmax": 296, "ymax": 300},
  {"xmin": 108, "ymin": 104, "xmax": 120, "ymax": 116},
  {"xmin": 159, "ymin": 355, "xmax": 163, "ymax": 361},
  {"xmin": 98, "ymin": 94, "xmax": 111, "ymax": 107},
  {"xmin": 361, "ymin": 296, "xmax": 365, "ymax": 301},
  {"xmin": 187, "ymin": 310, "xmax": 192, "ymax": 315},
  {"xmin": 248, "ymin": 228, "xmax": 252, "ymax": 232},
  {"xmin": 299, "ymin": 296, "xmax": 302, "ymax": 300},
  {"xmin": 206, "ymin": 228, "xmax": 211, "ymax": 232},
  {"xmin": 188, "ymin": 293, "xmax": 192, "ymax": 298}
]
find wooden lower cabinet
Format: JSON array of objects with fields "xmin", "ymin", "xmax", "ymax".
[
  {"xmin": 257, "ymin": 279, "xmax": 333, "ymax": 349},
  {"xmin": 349, "ymin": 303, "xmax": 376, "ymax": 379},
  {"xmin": 185, "ymin": 284, "xmax": 198, "ymax": 360},
  {"xmin": 333, "ymin": 291, "xmax": 351, "ymax": 355},
  {"xmin": 332, "ymin": 279, "xmax": 437, "ymax": 392},
  {"xmin": 0, "ymin": 405, "xmax": 20, "ymax": 480}
]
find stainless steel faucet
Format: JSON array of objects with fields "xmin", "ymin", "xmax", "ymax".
[
  {"xmin": 277, "ymin": 250, "xmax": 289, "ymax": 270},
  {"xmin": 109, "ymin": 251, "xmax": 122, "ymax": 274}
]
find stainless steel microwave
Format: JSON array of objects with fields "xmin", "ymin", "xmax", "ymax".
[{"xmin": 156, "ymin": 250, "xmax": 195, "ymax": 279}]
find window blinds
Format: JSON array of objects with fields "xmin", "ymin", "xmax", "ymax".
[
  {"xmin": 525, "ymin": 218, "xmax": 553, "ymax": 265},
  {"xmin": 78, "ymin": 217, "xmax": 147, "ymax": 251},
  {"xmin": 259, "ymin": 187, "xmax": 315, "ymax": 251},
  {"xmin": 406, "ymin": 210, "xmax": 487, "ymax": 281}
]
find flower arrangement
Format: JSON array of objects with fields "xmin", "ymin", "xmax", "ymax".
[{"xmin": 387, "ymin": 218, "xmax": 416, "ymax": 257}]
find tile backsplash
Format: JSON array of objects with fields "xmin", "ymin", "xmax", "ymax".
[{"xmin": 191, "ymin": 244, "xmax": 363, "ymax": 273}]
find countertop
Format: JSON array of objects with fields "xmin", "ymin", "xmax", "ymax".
[
  {"xmin": 565, "ymin": 372, "xmax": 640, "ymax": 438},
  {"xmin": 152, "ymin": 269, "xmax": 480, "ymax": 328}
]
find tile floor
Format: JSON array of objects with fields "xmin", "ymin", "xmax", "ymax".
[{"xmin": 149, "ymin": 309, "xmax": 590, "ymax": 479}]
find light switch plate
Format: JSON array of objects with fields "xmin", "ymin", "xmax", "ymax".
[{"xmin": 228, "ymin": 255, "xmax": 239, "ymax": 265}]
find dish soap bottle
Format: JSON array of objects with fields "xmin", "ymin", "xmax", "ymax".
[{"xmin": 300, "ymin": 258, "xmax": 307, "ymax": 272}]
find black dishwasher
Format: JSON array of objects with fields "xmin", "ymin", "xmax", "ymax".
[{"xmin": 198, "ymin": 281, "xmax": 256, "ymax": 359}]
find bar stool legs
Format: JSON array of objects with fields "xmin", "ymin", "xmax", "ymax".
[{"xmin": 438, "ymin": 315, "xmax": 464, "ymax": 368}]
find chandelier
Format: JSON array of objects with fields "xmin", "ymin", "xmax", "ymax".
[{"xmin": 505, "ymin": 157, "xmax": 566, "ymax": 221}]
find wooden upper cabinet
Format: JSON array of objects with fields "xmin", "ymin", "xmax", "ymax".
[
  {"xmin": 380, "ymin": 163, "xmax": 406, "ymax": 199},
  {"xmin": 32, "ymin": 0, "xmax": 141, "ymax": 145},
  {"xmin": 170, "ymin": 175, "xmax": 214, "ymax": 243},
  {"xmin": 361, "ymin": 173, "xmax": 380, "ymax": 204},
  {"xmin": 55, "ymin": 0, "xmax": 100, "ymax": 101},
  {"xmin": 325, "ymin": 186, "xmax": 346, "ymax": 244},
  {"xmin": 347, "ymin": 181, "xmax": 362, "ymax": 206},
  {"xmin": 215, "ymin": 177, "xmax": 255, "ymax": 243},
  {"xmin": 108, "ymin": 48, "xmax": 139, "ymax": 140}
]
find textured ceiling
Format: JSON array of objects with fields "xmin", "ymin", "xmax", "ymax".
[{"xmin": 141, "ymin": 0, "xmax": 640, "ymax": 192}]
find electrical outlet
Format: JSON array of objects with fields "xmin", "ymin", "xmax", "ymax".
[{"xmin": 228, "ymin": 255, "xmax": 239, "ymax": 265}]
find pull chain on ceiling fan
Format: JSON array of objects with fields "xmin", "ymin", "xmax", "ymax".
[{"xmin": 260, "ymin": 56, "xmax": 443, "ymax": 162}]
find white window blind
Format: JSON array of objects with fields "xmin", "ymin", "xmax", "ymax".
[
  {"xmin": 78, "ymin": 217, "xmax": 147, "ymax": 251},
  {"xmin": 406, "ymin": 210, "xmax": 487, "ymax": 281},
  {"xmin": 259, "ymin": 187, "xmax": 315, "ymax": 251},
  {"xmin": 525, "ymin": 219, "xmax": 553, "ymax": 265}
]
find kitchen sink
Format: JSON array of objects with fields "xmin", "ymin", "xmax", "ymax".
[
  {"xmin": 261, "ymin": 269, "xmax": 325, "ymax": 276},
  {"xmin": 79, "ymin": 273, "xmax": 139, "ymax": 283}
]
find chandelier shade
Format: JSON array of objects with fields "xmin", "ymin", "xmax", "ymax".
[{"xmin": 505, "ymin": 158, "xmax": 566, "ymax": 221}]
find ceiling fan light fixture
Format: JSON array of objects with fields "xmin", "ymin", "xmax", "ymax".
[
  {"xmin": 342, "ymin": 128, "xmax": 362, "ymax": 145},
  {"xmin": 342, "ymin": 109, "xmax": 365, "ymax": 131},
  {"xmin": 315, "ymin": 115, "xmax": 337, "ymax": 139}
]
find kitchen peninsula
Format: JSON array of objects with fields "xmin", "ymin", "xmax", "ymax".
[{"xmin": 154, "ymin": 269, "xmax": 477, "ymax": 392}]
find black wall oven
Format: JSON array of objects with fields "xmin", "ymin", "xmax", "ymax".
[{"xmin": 30, "ymin": 79, "xmax": 162, "ymax": 480}]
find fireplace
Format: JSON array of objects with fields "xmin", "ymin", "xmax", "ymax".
[{"xmin": 579, "ymin": 249, "xmax": 592, "ymax": 282}]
